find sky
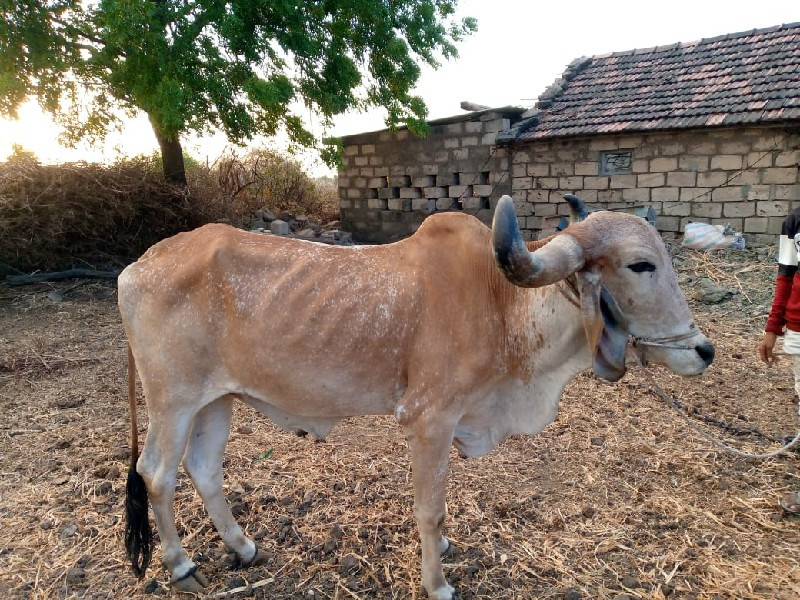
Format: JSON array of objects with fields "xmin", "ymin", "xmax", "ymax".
[{"xmin": 0, "ymin": 0, "xmax": 797, "ymax": 176}]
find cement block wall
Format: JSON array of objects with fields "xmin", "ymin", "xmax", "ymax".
[
  {"xmin": 511, "ymin": 127, "xmax": 800, "ymax": 243},
  {"xmin": 338, "ymin": 122, "xmax": 799, "ymax": 244},
  {"xmin": 338, "ymin": 110, "xmax": 520, "ymax": 243}
]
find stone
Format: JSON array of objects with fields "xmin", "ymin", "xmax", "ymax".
[
  {"xmin": 621, "ymin": 575, "xmax": 640, "ymax": 589},
  {"xmin": 270, "ymin": 220, "xmax": 290, "ymax": 235},
  {"xmin": 65, "ymin": 568, "xmax": 86, "ymax": 585},
  {"xmin": 388, "ymin": 198, "xmax": 412, "ymax": 211},
  {"xmin": 695, "ymin": 278, "xmax": 734, "ymax": 304},
  {"xmin": 60, "ymin": 523, "xmax": 78, "ymax": 539},
  {"xmin": 256, "ymin": 208, "xmax": 276, "ymax": 222},
  {"xmin": 339, "ymin": 555, "xmax": 359, "ymax": 573}
]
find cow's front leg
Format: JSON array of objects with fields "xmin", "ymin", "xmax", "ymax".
[{"xmin": 405, "ymin": 417, "xmax": 456, "ymax": 600}]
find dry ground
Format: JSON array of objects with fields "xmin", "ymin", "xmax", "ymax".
[{"xmin": 1, "ymin": 243, "xmax": 800, "ymax": 599}]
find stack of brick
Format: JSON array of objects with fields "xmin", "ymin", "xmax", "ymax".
[{"xmin": 338, "ymin": 108, "xmax": 524, "ymax": 243}]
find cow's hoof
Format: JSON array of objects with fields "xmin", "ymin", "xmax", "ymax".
[
  {"xmin": 170, "ymin": 568, "xmax": 208, "ymax": 593},
  {"xmin": 230, "ymin": 545, "xmax": 269, "ymax": 569},
  {"xmin": 424, "ymin": 583, "xmax": 456, "ymax": 599},
  {"xmin": 242, "ymin": 546, "xmax": 270, "ymax": 567}
]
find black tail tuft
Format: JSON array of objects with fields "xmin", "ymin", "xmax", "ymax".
[{"xmin": 125, "ymin": 457, "xmax": 152, "ymax": 578}]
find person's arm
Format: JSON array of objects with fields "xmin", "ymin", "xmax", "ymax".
[{"xmin": 761, "ymin": 213, "xmax": 800, "ymax": 364}]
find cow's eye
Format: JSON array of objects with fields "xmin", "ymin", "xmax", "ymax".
[{"xmin": 628, "ymin": 261, "xmax": 656, "ymax": 273}]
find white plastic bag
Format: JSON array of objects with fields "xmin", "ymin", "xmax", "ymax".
[{"xmin": 682, "ymin": 222, "xmax": 745, "ymax": 251}]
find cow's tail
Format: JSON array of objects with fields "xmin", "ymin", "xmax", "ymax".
[{"xmin": 124, "ymin": 344, "xmax": 152, "ymax": 578}]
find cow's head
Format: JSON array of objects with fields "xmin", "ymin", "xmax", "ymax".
[{"xmin": 492, "ymin": 195, "xmax": 713, "ymax": 381}]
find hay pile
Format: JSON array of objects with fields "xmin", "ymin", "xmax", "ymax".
[
  {"xmin": 0, "ymin": 156, "xmax": 207, "ymax": 275},
  {"xmin": 0, "ymin": 242, "xmax": 799, "ymax": 599},
  {"xmin": 0, "ymin": 152, "xmax": 339, "ymax": 277}
]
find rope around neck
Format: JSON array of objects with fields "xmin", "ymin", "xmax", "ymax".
[
  {"xmin": 630, "ymin": 330, "xmax": 702, "ymax": 350},
  {"xmin": 630, "ymin": 347, "xmax": 800, "ymax": 460}
]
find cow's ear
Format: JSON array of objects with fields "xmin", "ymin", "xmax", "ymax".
[
  {"xmin": 576, "ymin": 270, "xmax": 603, "ymax": 354},
  {"xmin": 577, "ymin": 272, "xmax": 628, "ymax": 381},
  {"xmin": 564, "ymin": 194, "xmax": 589, "ymax": 224}
]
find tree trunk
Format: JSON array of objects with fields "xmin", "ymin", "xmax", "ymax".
[{"xmin": 149, "ymin": 119, "xmax": 187, "ymax": 185}]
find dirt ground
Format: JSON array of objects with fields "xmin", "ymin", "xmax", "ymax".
[{"xmin": 1, "ymin": 242, "xmax": 800, "ymax": 599}]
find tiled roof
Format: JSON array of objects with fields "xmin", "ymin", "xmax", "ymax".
[{"xmin": 499, "ymin": 22, "xmax": 800, "ymax": 143}]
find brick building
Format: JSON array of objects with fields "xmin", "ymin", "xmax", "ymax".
[
  {"xmin": 339, "ymin": 22, "xmax": 800, "ymax": 243},
  {"xmin": 337, "ymin": 106, "xmax": 524, "ymax": 243}
]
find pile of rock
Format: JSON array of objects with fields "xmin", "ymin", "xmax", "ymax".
[{"xmin": 250, "ymin": 208, "xmax": 354, "ymax": 245}]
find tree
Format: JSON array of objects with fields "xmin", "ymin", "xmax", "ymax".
[{"xmin": 0, "ymin": 1, "xmax": 476, "ymax": 184}]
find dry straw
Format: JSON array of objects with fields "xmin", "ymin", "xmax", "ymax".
[
  {"xmin": 0, "ymin": 156, "xmax": 202, "ymax": 274},
  {"xmin": 0, "ymin": 151, "xmax": 338, "ymax": 276}
]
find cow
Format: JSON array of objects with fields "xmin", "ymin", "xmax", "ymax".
[{"xmin": 119, "ymin": 194, "xmax": 713, "ymax": 598}]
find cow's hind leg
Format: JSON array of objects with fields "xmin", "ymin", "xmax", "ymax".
[
  {"xmin": 183, "ymin": 396, "xmax": 267, "ymax": 568},
  {"xmin": 136, "ymin": 408, "xmax": 207, "ymax": 592},
  {"xmin": 405, "ymin": 414, "xmax": 457, "ymax": 600}
]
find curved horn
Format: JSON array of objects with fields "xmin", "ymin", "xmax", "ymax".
[
  {"xmin": 492, "ymin": 195, "xmax": 585, "ymax": 288},
  {"xmin": 564, "ymin": 194, "xmax": 589, "ymax": 222}
]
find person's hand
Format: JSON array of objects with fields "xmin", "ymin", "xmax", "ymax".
[{"xmin": 758, "ymin": 331, "xmax": 779, "ymax": 366}]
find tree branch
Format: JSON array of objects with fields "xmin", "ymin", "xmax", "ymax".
[{"xmin": 50, "ymin": 15, "xmax": 106, "ymax": 47}]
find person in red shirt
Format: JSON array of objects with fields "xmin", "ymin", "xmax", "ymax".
[{"xmin": 759, "ymin": 206, "xmax": 800, "ymax": 514}]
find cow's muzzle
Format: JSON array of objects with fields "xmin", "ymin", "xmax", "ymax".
[{"xmin": 694, "ymin": 341, "xmax": 715, "ymax": 366}]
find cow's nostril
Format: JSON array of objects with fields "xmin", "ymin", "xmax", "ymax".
[{"xmin": 695, "ymin": 342, "xmax": 715, "ymax": 366}]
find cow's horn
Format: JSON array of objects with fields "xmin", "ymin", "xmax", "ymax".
[{"xmin": 492, "ymin": 195, "xmax": 585, "ymax": 288}]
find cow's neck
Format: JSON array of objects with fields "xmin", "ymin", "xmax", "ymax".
[
  {"xmin": 454, "ymin": 280, "xmax": 592, "ymax": 458},
  {"xmin": 521, "ymin": 280, "xmax": 591, "ymax": 382}
]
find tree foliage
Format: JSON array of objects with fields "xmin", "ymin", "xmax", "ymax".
[{"xmin": 0, "ymin": 0, "xmax": 476, "ymax": 182}]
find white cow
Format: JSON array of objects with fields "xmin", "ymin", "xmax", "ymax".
[{"xmin": 119, "ymin": 195, "xmax": 713, "ymax": 598}]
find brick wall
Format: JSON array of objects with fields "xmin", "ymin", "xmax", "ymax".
[
  {"xmin": 338, "ymin": 109, "xmax": 522, "ymax": 243},
  {"xmin": 338, "ymin": 123, "xmax": 799, "ymax": 244},
  {"xmin": 511, "ymin": 127, "xmax": 800, "ymax": 243}
]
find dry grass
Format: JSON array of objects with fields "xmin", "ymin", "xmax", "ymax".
[
  {"xmin": 1, "ymin": 242, "xmax": 799, "ymax": 599},
  {"xmin": 0, "ymin": 151, "xmax": 339, "ymax": 276},
  {"xmin": 0, "ymin": 156, "xmax": 203, "ymax": 275},
  {"xmin": 204, "ymin": 150, "xmax": 340, "ymax": 227}
]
